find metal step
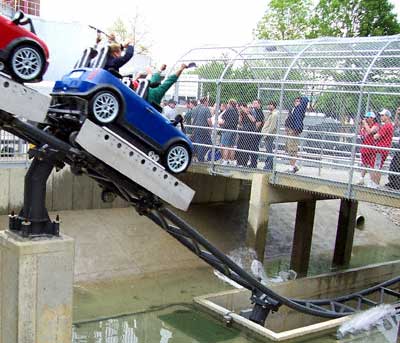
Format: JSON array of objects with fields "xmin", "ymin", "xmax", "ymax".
[
  {"xmin": 75, "ymin": 119, "xmax": 195, "ymax": 211},
  {"xmin": 0, "ymin": 74, "xmax": 50, "ymax": 123}
]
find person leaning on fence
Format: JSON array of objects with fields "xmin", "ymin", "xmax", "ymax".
[
  {"xmin": 191, "ymin": 97, "xmax": 212, "ymax": 162},
  {"xmin": 284, "ymin": 96, "xmax": 309, "ymax": 173},
  {"xmin": 369, "ymin": 109, "xmax": 394, "ymax": 188},
  {"xmin": 262, "ymin": 101, "xmax": 278, "ymax": 171},
  {"xmin": 386, "ymin": 106, "xmax": 400, "ymax": 190},
  {"xmin": 357, "ymin": 111, "xmax": 379, "ymax": 186}
]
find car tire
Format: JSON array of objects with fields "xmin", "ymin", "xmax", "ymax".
[
  {"xmin": 89, "ymin": 90, "xmax": 121, "ymax": 124},
  {"xmin": 164, "ymin": 143, "xmax": 191, "ymax": 174},
  {"xmin": 9, "ymin": 44, "xmax": 44, "ymax": 82}
]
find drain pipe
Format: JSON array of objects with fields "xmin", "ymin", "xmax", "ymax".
[{"xmin": 356, "ymin": 215, "xmax": 365, "ymax": 230}]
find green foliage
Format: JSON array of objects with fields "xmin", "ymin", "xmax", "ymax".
[
  {"xmin": 255, "ymin": 0, "xmax": 313, "ymax": 40},
  {"xmin": 255, "ymin": 0, "xmax": 400, "ymax": 40},
  {"xmin": 196, "ymin": 61, "xmax": 258, "ymax": 104},
  {"xmin": 309, "ymin": 0, "xmax": 400, "ymax": 38}
]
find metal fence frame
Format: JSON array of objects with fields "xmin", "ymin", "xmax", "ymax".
[{"xmin": 170, "ymin": 35, "xmax": 400, "ymax": 200}]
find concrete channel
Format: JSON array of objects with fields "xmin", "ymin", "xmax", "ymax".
[{"xmin": 0, "ymin": 168, "xmax": 399, "ymax": 341}]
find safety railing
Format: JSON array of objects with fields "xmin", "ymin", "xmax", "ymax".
[
  {"xmin": 185, "ymin": 120, "xmax": 400, "ymax": 201},
  {"xmin": 0, "ymin": 130, "xmax": 29, "ymax": 165}
]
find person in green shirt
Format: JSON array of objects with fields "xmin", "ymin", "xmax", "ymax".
[{"xmin": 145, "ymin": 64, "xmax": 189, "ymax": 106}]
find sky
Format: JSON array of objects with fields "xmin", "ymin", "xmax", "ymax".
[
  {"xmin": 40, "ymin": 0, "xmax": 400, "ymax": 66},
  {"xmin": 40, "ymin": 0, "xmax": 266, "ymax": 66}
]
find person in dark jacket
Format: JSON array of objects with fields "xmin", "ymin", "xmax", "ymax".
[
  {"xmin": 104, "ymin": 39, "xmax": 134, "ymax": 73},
  {"xmin": 219, "ymin": 99, "xmax": 239, "ymax": 165},
  {"xmin": 191, "ymin": 97, "xmax": 212, "ymax": 162},
  {"xmin": 284, "ymin": 96, "xmax": 309, "ymax": 173}
]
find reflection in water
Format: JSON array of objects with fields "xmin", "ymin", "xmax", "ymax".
[{"xmin": 72, "ymin": 304, "xmax": 257, "ymax": 343}]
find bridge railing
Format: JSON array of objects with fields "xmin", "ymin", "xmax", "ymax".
[
  {"xmin": 0, "ymin": 130, "xmax": 29, "ymax": 166},
  {"xmin": 186, "ymin": 121, "xmax": 400, "ymax": 200}
]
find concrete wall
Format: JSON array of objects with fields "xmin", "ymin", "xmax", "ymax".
[
  {"xmin": 0, "ymin": 167, "xmax": 243, "ymax": 215},
  {"xmin": 0, "ymin": 166, "xmax": 128, "ymax": 215}
]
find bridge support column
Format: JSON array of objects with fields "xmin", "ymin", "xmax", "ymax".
[
  {"xmin": 0, "ymin": 231, "xmax": 74, "ymax": 343},
  {"xmin": 332, "ymin": 199, "xmax": 358, "ymax": 268},
  {"xmin": 246, "ymin": 174, "xmax": 270, "ymax": 261},
  {"xmin": 290, "ymin": 200, "xmax": 316, "ymax": 277}
]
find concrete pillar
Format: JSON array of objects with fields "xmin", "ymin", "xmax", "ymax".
[
  {"xmin": 290, "ymin": 200, "xmax": 316, "ymax": 277},
  {"xmin": 332, "ymin": 199, "xmax": 358, "ymax": 268},
  {"xmin": 246, "ymin": 174, "xmax": 270, "ymax": 261},
  {"xmin": 0, "ymin": 231, "xmax": 74, "ymax": 343}
]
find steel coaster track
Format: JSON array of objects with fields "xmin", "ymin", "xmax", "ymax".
[{"xmin": 0, "ymin": 110, "xmax": 399, "ymax": 325}]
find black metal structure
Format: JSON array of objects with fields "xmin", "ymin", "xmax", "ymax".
[{"xmin": 0, "ymin": 105, "xmax": 399, "ymax": 326}]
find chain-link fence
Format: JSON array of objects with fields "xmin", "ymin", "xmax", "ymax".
[{"xmin": 168, "ymin": 36, "xmax": 400, "ymax": 200}]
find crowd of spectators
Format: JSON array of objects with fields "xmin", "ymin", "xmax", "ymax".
[{"xmin": 177, "ymin": 95, "xmax": 399, "ymax": 192}]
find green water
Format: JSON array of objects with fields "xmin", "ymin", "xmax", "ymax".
[
  {"xmin": 73, "ymin": 304, "xmax": 262, "ymax": 342},
  {"xmin": 71, "ymin": 199, "xmax": 400, "ymax": 342},
  {"xmin": 72, "ymin": 261, "xmax": 399, "ymax": 342},
  {"xmin": 72, "ymin": 303, "xmax": 396, "ymax": 342}
]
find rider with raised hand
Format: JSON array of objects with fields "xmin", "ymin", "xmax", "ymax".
[{"xmin": 104, "ymin": 38, "xmax": 134, "ymax": 73}]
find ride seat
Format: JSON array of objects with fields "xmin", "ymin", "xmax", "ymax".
[
  {"xmin": 90, "ymin": 46, "xmax": 109, "ymax": 69},
  {"xmin": 136, "ymin": 79, "xmax": 149, "ymax": 98},
  {"xmin": 74, "ymin": 47, "xmax": 96, "ymax": 68}
]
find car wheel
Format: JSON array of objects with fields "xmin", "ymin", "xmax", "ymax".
[
  {"xmin": 164, "ymin": 144, "xmax": 191, "ymax": 174},
  {"xmin": 90, "ymin": 91, "xmax": 121, "ymax": 124},
  {"xmin": 9, "ymin": 44, "xmax": 44, "ymax": 82}
]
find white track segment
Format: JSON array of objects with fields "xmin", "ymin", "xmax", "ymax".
[
  {"xmin": 76, "ymin": 119, "xmax": 195, "ymax": 211},
  {"xmin": 0, "ymin": 75, "xmax": 50, "ymax": 123}
]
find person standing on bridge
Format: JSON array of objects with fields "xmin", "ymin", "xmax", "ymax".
[
  {"xmin": 192, "ymin": 97, "xmax": 212, "ymax": 162},
  {"xmin": 284, "ymin": 96, "xmax": 309, "ymax": 173},
  {"xmin": 370, "ymin": 109, "xmax": 394, "ymax": 188},
  {"xmin": 357, "ymin": 111, "xmax": 379, "ymax": 186},
  {"xmin": 262, "ymin": 101, "xmax": 279, "ymax": 171}
]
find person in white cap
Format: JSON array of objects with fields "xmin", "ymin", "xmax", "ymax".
[
  {"xmin": 370, "ymin": 109, "xmax": 394, "ymax": 188},
  {"xmin": 357, "ymin": 111, "xmax": 379, "ymax": 185}
]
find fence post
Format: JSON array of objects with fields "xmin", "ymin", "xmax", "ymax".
[
  {"xmin": 347, "ymin": 90, "xmax": 364, "ymax": 198},
  {"xmin": 209, "ymin": 82, "xmax": 222, "ymax": 171}
]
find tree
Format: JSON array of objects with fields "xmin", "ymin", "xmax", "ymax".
[
  {"xmin": 254, "ymin": 0, "xmax": 313, "ymax": 40},
  {"xmin": 309, "ymin": 0, "xmax": 400, "ymax": 38},
  {"xmin": 255, "ymin": 0, "xmax": 400, "ymax": 40},
  {"xmin": 195, "ymin": 60, "xmax": 258, "ymax": 104},
  {"xmin": 108, "ymin": 11, "xmax": 152, "ymax": 54}
]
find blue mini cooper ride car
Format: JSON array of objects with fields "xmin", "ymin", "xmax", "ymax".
[{"xmin": 50, "ymin": 65, "xmax": 193, "ymax": 174}]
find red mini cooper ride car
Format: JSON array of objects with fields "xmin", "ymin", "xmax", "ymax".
[{"xmin": 0, "ymin": 11, "xmax": 49, "ymax": 83}]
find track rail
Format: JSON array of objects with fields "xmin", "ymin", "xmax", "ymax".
[{"xmin": 0, "ymin": 75, "xmax": 399, "ymax": 325}]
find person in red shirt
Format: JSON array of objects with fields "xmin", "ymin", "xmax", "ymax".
[
  {"xmin": 370, "ymin": 109, "xmax": 394, "ymax": 187},
  {"xmin": 358, "ymin": 111, "xmax": 379, "ymax": 185}
]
